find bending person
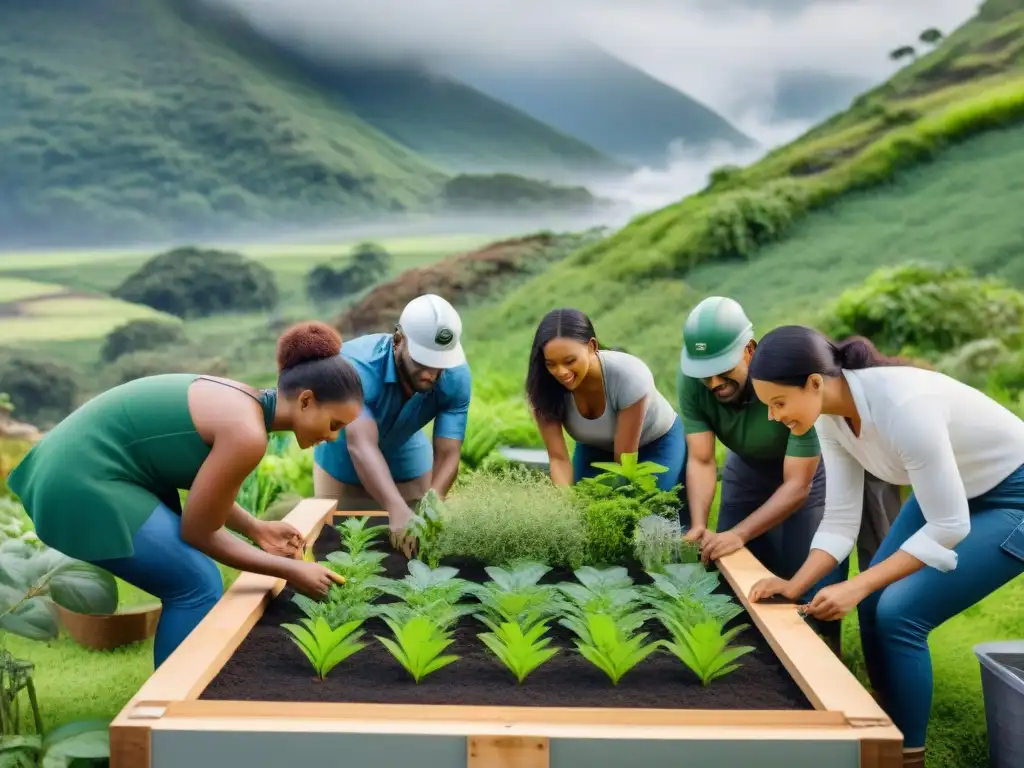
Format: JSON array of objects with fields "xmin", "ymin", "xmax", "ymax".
[
  {"xmin": 527, "ymin": 308, "xmax": 685, "ymax": 491},
  {"xmin": 7, "ymin": 321, "xmax": 361, "ymax": 669},
  {"xmin": 313, "ymin": 294, "xmax": 470, "ymax": 536},
  {"xmin": 746, "ymin": 325, "xmax": 1024, "ymax": 768}
]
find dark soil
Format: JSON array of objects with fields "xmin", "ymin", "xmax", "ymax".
[{"xmin": 200, "ymin": 518, "xmax": 812, "ymax": 710}]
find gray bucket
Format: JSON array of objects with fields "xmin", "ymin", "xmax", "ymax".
[{"xmin": 974, "ymin": 640, "xmax": 1024, "ymax": 768}]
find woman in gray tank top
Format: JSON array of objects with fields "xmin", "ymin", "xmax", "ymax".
[{"xmin": 526, "ymin": 308, "xmax": 686, "ymax": 491}]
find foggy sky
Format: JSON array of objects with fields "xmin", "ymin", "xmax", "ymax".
[{"xmin": 213, "ymin": 0, "xmax": 983, "ymax": 145}]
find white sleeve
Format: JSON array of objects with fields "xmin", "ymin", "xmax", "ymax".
[
  {"xmin": 886, "ymin": 395, "xmax": 970, "ymax": 572},
  {"xmin": 810, "ymin": 423, "xmax": 864, "ymax": 563}
]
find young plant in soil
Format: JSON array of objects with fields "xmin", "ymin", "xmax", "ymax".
[
  {"xmin": 632, "ymin": 514, "xmax": 698, "ymax": 572},
  {"xmin": 477, "ymin": 619, "xmax": 560, "ymax": 684},
  {"xmin": 556, "ymin": 566, "xmax": 656, "ymax": 641},
  {"xmin": 281, "ymin": 616, "xmax": 367, "ymax": 680},
  {"xmin": 291, "ymin": 577, "xmax": 383, "ymax": 629},
  {"xmin": 324, "ymin": 550, "xmax": 389, "ymax": 582},
  {"xmin": 469, "ymin": 561, "xmax": 563, "ymax": 630},
  {"xmin": 336, "ymin": 516, "xmax": 390, "ymax": 555},
  {"xmin": 376, "ymin": 614, "xmax": 459, "ymax": 683},
  {"xmin": 373, "ymin": 561, "xmax": 479, "ymax": 629},
  {"xmin": 640, "ymin": 563, "xmax": 744, "ymax": 629},
  {"xmin": 408, "ymin": 490, "xmax": 446, "ymax": 567},
  {"xmin": 567, "ymin": 611, "xmax": 663, "ymax": 685},
  {"xmin": 661, "ymin": 618, "xmax": 756, "ymax": 686}
]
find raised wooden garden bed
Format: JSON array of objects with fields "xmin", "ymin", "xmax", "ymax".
[{"xmin": 110, "ymin": 498, "xmax": 902, "ymax": 768}]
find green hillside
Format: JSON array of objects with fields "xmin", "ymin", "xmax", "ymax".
[
  {"xmin": 0, "ymin": 0, "xmax": 617, "ymax": 248},
  {"xmin": 466, "ymin": 0, "xmax": 1024, "ymax": 380}
]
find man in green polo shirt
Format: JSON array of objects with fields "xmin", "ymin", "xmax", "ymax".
[{"xmin": 677, "ymin": 296, "xmax": 900, "ymax": 652}]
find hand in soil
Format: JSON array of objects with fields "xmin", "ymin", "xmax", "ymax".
[
  {"xmin": 389, "ymin": 528, "xmax": 418, "ymax": 558},
  {"xmin": 252, "ymin": 520, "xmax": 303, "ymax": 558},
  {"xmin": 287, "ymin": 560, "xmax": 345, "ymax": 600}
]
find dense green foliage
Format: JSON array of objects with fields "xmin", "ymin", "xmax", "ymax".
[
  {"xmin": 439, "ymin": 174, "xmax": 601, "ymax": 212},
  {"xmin": 113, "ymin": 246, "xmax": 279, "ymax": 319},
  {"xmin": 306, "ymin": 242, "xmax": 393, "ymax": 304},
  {"xmin": 100, "ymin": 318, "xmax": 187, "ymax": 363},
  {"xmin": 0, "ymin": 353, "xmax": 78, "ymax": 428}
]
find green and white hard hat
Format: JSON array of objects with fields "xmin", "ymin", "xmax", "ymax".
[{"xmin": 680, "ymin": 296, "xmax": 755, "ymax": 379}]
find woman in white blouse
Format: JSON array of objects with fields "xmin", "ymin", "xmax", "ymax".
[{"xmin": 744, "ymin": 324, "xmax": 1024, "ymax": 768}]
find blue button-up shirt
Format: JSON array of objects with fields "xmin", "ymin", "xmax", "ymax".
[{"xmin": 313, "ymin": 333, "xmax": 472, "ymax": 484}]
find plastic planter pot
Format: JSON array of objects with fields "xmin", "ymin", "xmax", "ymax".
[
  {"xmin": 974, "ymin": 640, "xmax": 1024, "ymax": 768},
  {"xmin": 110, "ymin": 498, "xmax": 903, "ymax": 768}
]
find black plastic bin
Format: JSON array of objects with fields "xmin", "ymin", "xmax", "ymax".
[{"xmin": 974, "ymin": 641, "xmax": 1024, "ymax": 768}]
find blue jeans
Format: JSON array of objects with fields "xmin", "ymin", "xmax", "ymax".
[
  {"xmin": 858, "ymin": 463, "xmax": 1024, "ymax": 749},
  {"xmin": 572, "ymin": 415, "xmax": 686, "ymax": 491},
  {"xmin": 91, "ymin": 503, "xmax": 224, "ymax": 669}
]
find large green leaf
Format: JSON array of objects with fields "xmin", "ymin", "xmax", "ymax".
[
  {"xmin": 0, "ymin": 597, "xmax": 58, "ymax": 641},
  {"xmin": 48, "ymin": 563, "xmax": 117, "ymax": 615},
  {"xmin": 41, "ymin": 720, "xmax": 110, "ymax": 768}
]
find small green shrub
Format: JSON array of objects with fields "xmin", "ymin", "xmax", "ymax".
[
  {"xmin": 430, "ymin": 466, "xmax": 588, "ymax": 568},
  {"xmin": 100, "ymin": 318, "xmax": 186, "ymax": 363}
]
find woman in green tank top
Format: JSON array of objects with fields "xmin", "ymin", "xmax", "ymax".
[{"xmin": 7, "ymin": 321, "xmax": 364, "ymax": 669}]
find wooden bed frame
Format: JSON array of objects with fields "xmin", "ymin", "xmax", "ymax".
[{"xmin": 109, "ymin": 498, "xmax": 903, "ymax": 768}]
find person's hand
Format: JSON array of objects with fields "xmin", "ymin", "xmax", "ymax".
[
  {"xmin": 801, "ymin": 581, "xmax": 868, "ymax": 621},
  {"xmin": 387, "ymin": 505, "xmax": 418, "ymax": 558},
  {"xmin": 749, "ymin": 576, "xmax": 799, "ymax": 603},
  {"xmin": 700, "ymin": 530, "xmax": 745, "ymax": 565},
  {"xmin": 286, "ymin": 560, "xmax": 345, "ymax": 601},
  {"xmin": 251, "ymin": 520, "xmax": 303, "ymax": 558},
  {"xmin": 683, "ymin": 525, "xmax": 707, "ymax": 544}
]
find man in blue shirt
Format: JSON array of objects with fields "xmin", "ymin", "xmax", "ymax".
[{"xmin": 313, "ymin": 294, "xmax": 471, "ymax": 536}]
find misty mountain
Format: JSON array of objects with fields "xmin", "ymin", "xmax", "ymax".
[
  {"xmin": 441, "ymin": 42, "xmax": 755, "ymax": 168},
  {"xmin": 769, "ymin": 70, "xmax": 877, "ymax": 123}
]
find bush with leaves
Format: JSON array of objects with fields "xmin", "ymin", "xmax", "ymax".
[
  {"xmin": 0, "ymin": 353, "xmax": 78, "ymax": 428},
  {"xmin": 820, "ymin": 261, "xmax": 1024, "ymax": 359},
  {"xmin": 430, "ymin": 466, "xmax": 589, "ymax": 568},
  {"xmin": 100, "ymin": 318, "xmax": 186, "ymax": 363}
]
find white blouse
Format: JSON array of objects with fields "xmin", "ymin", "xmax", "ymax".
[{"xmin": 811, "ymin": 366, "xmax": 1024, "ymax": 572}]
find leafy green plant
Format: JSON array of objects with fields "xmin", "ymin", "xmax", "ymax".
[
  {"xmin": 291, "ymin": 578, "xmax": 384, "ymax": 629},
  {"xmin": 374, "ymin": 599, "xmax": 472, "ymax": 632},
  {"xmin": 662, "ymin": 618, "xmax": 755, "ymax": 685},
  {"xmin": 336, "ymin": 516, "xmax": 389, "ymax": 555},
  {"xmin": 470, "ymin": 561, "xmax": 563, "ymax": 630},
  {"xmin": 567, "ymin": 611, "xmax": 663, "ymax": 685},
  {"xmin": 375, "ymin": 560, "xmax": 477, "ymax": 609},
  {"xmin": 324, "ymin": 550, "xmax": 389, "ymax": 582},
  {"xmin": 0, "ymin": 718, "xmax": 111, "ymax": 767},
  {"xmin": 477, "ymin": 619, "xmax": 559, "ymax": 683},
  {"xmin": 588, "ymin": 452, "xmax": 668, "ymax": 492},
  {"xmin": 281, "ymin": 616, "xmax": 367, "ymax": 680},
  {"xmin": 632, "ymin": 514, "xmax": 696, "ymax": 572},
  {"xmin": 376, "ymin": 614, "xmax": 459, "ymax": 683},
  {"xmin": 557, "ymin": 566, "xmax": 655, "ymax": 643},
  {"xmin": 408, "ymin": 490, "xmax": 446, "ymax": 567},
  {"xmin": 640, "ymin": 563, "xmax": 743, "ymax": 629}
]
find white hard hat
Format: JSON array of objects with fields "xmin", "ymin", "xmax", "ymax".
[{"xmin": 398, "ymin": 294, "xmax": 465, "ymax": 369}]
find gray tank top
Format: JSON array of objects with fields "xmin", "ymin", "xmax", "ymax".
[{"xmin": 563, "ymin": 350, "xmax": 678, "ymax": 451}]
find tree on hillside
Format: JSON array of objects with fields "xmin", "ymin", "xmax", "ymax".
[
  {"xmin": 113, "ymin": 246, "xmax": 279, "ymax": 319},
  {"xmin": 0, "ymin": 353, "xmax": 78, "ymax": 428},
  {"xmin": 101, "ymin": 318, "xmax": 186, "ymax": 363},
  {"xmin": 889, "ymin": 45, "xmax": 917, "ymax": 65},
  {"xmin": 919, "ymin": 28, "xmax": 945, "ymax": 47},
  {"xmin": 305, "ymin": 242, "xmax": 392, "ymax": 304}
]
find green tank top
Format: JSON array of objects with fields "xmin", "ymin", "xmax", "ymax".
[{"xmin": 6, "ymin": 373, "xmax": 277, "ymax": 562}]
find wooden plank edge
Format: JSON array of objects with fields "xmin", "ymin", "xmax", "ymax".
[
  {"xmin": 857, "ymin": 726, "xmax": 903, "ymax": 768},
  {"xmin": 165, "ymin": 700, "xmax": 847, "ymax": 728},
  {"xmin": 111, "ymin": 498, "xmax": 336, "ymax": 726},
  {"xmin": 469, "ymin": 735, "xmax": 548, "ymax": 768},
  {"xmin": 716, "ymin": 546, "xmax": 894, "ymax": 729}
]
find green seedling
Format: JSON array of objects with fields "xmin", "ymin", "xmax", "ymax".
[
  {"xmin": 374, "ymin": 598, "xmax": 474, "ymax": 632},
  {"xmin": 640, "ymin": 564, "xmax": 742, "ymax": 629},
  {"xmin": 570, "ymin": 611, "xmax": 663, "ymax": 685},
  {"xmin": 324, "ymin": 549, "xmax": 389, "ymax": 582},
  {"xmin": 556, "ymin": 565, "xmax": 655, "ymax": 641},
  {"xmin": 281, "ymin": 616, "xmax": 367, "ymax": 680},
  {"xmin": 376, "ymin": 560, "xmax": 476, "ymax": 608},
  {"xmin": 408, "ymin": 490, "xmax": 446, "ymax": 566},
  {"xmin": 291, "ymin": 578, "xmax": 384, "ymax": 629},
  {"xmin": 478, "ymin": 619, "xmax": 559, "ymax": 684},
  {"xmin": 632, "ymin": 514, "xmax": 697, "ymax": 572},
  {"xmin": 662, "ymin": 618, "xmax": 755, "ymax": 685},
  {"xmin": 336, "ymin": 516, "xmax": 389, "ymax": 555},
  {"xmin": 377, "ymin": 614, "xmax": 459, "ymax": 683},
  {"xmin": 470, "ymin": 561, "xmax": 563, "ymax": 629}
]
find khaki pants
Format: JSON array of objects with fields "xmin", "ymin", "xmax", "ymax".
[{"xmin": 313, "ymin": 463, "xmax": 432, "ymax": 513}]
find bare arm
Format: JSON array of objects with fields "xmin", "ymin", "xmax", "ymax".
[
  {"xmin": 344, "ymin": 414, "xmax": 412, "ymax": 517},
  {"xmin": 180, "ymin": 428, "xmax": 298, "ymax": 579},
  {"xmin": 431, "ymin": 436, "xmax": 462, "ymax": 498},
  {"xmin": 612, "ymin": 395, "xmax": 647, "ymax": 463},
  {"xmin": 684, "ymin": 431, "xmax": 718, "ymax": 531},
  {"xmin": 535, "ymin": 410, "xmax": 573, "ymax": 486},
  {"xmin": 729, "ymin": 455, "xmax": 820, "ymax": 544},
  {"xmin": 226, "ymin": 502, "xmax": 259, "ymax": 539}
]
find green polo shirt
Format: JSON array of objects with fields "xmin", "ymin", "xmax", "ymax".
[{"xmin": 676, "ymin": 370, "xmax": 820, "ymax": 461}]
